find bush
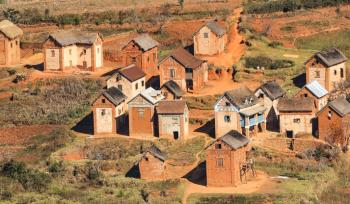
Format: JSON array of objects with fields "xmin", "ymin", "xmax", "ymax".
[
  {"xmin": 245, "ymin": 56, "xmax": 295, "ymax": 69},
  {"xmin": 268, "ymin": 41, "xmax": 283, "ymax": 48},
  {"xmin": 48, "ymin": 161, "xmax": 65, "ymax": 175},
  {"xmin": 0, "ymin": 160, "xmax": 51, "ymax": 192}
]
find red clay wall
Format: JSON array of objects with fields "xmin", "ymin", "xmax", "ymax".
[
  {"xmin": 139, "ymin": 153, "xmax": 165, "ymax": 180},
  {"xmin": 129, "ymin": 106, "xmax": 154, "ymax": 138}
]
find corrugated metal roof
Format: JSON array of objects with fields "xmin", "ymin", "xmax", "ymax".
[
  {"xmin": 206, "ymin": 21, "xmax": 226, "ymax": 37},
  {"xmin": 278, "ymin": 97, "xmax": 314, "ymax": 112},
  {"xmin": 329, "ymin": 97, "xmax": 350, "ymax": 117},
  {"xmin": 224, "ymin": 86, "xmax": 259, "ymax": 109},
  {"xmin": 157, "ymin": 100, "xmax": 187, "ymax": 114},
  {"xmin": 0, "ymin": 20, "xmax": 23, "ymax": 39},
  {"xmin": 102, "ymin": 87, "xmax": 126, "ymax": 106},
  {"xmin": 305, "ymin": 80, "xmax": 328, "ymax": 99},
  {"xmin": 168, "ymin": 47, "xmax": 204, "ymax": 70},
  {"xmin": 257, "ymin": 81, "xmax": 285, "ymax": 100},
  {"xmin": 132, "ymin": 34, "xmax": 159, "ymax": 51},
  {"xmin": 49, "ymin": 30, "xmax": 100, "ymax": 46},
  {"xmin": 314, "ymin": 48, "xmax": 347, "ymax": 67},
  {"xmin": 206, "ymin": 130, "xmax": 250, "ymax": 150},
  {"xmin": 141, "ymin": 87, "xmax": 164, "ymax": 105}
]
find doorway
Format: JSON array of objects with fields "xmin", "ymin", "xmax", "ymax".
[
  {"xmin": 83, "ymin": 61, "xmax": 87, "ymax": 69},
  {"xmin": 286, "ymin": 130, "xmax": 294, "ymax": 138},
  {"xmin": 173, "ymin": 131, "xmax": 179, "ymax": 140}
]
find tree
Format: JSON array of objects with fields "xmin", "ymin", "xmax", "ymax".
[{"xmin": 3, "ymin": 8, "xmax": 20, "ymax": 23}]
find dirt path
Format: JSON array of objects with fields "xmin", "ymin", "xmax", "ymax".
[{"xmin": 200, "ymin": 7, "xmax": 245, "ymax": 68}]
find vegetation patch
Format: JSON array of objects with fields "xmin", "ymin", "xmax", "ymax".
[
  {"xmin": 184, "ymin": 95, "xmax": 220, "ymax": 110},
  {"xmin": 245, "ymin": 56, "xmax": 295, "ymax": 70}
]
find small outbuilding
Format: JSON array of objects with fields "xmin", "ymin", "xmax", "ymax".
[
  {"xmin": 295, "ymin": 80, "xmax": 328, "ymax": 111},
  {"xmin": 278, "ymin": 97, "xmax": 315, "ymax": 137},
  {"xmin": 157, "ymin": 100, "xmax": 189, "ymax": 140},
  {"xmin": 43, "ymin": 30, "xmax": 103, "ymax": 71},
  {"xmin": 0, "ymin": 20, "xmax": 23, "ymax": 66},
  {"xmin": 160, "ymin": 80, "xmax": 185, "ymax": 100},
  {"xmin": 205, "ymin": 130, "xmax": 250, "ymax": 187},
  {"xmin": 122, "ymin": 34, "xmax": 159, "ymax": 78},
  {"xmin": 193, "ymin": 21, "xmax": 227, "ymax": 56},
  {"xmin": 255, "ymin": 81, "xmax": 285, "ymax": 131},
  {"xmin": 317, "ymin": 97, "xmax": 350, "ymax": 144},
  {"xmin": 93, "ymin": 87, "xmax": 126, "ymax": 135},
  {"xmin": 139, "ymin": 145, "xmax": 166, "ymax": 180}
]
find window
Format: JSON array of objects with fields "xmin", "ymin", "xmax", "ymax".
[
  {"xmin": 101, "ymin": 109, "xmax": 106, "ymax": 116},
  {"xmin": 83, "ymin": 49, "xmax": 87, "ymax": 55},
  {"xmin": 118, "ymin": 85, "xmax": 123, "ymax": 91},
  {"xmin": 16, "ymin": 40, "xmax": 18, "ymax": 45},
  {"xmin": 304, "ymin": 93, "xmax": 308, "ymax": 97},
  {"xmin": 69, "ymin": 49, "xmax": 72, "ymax": 55},
  {"xmin": 225, "ymin": 102, "xmax": 230, "ymax": 107},
  {"xmin": 131, "ymin": 57, "xmax": 136, "ymax": 63},
  {"xmin": 118, "ymin": 109, "xmax": 121, "ymax": 115},
  {"xmin": 135, "ymin": 83, "xmax": 138, "ymax": 90},
  {"xmin": 51, "ymin": 50, "xmax": 55, "ymax": 57},
  {"xmin": 97, "ymin": 48, "xmax": 100, "ymax": 54},
  {"xmin": 293, "ymin": 118, "xmax": 301, "ymax": 123},
  {"xmin": 116, "ymin": 74, "xmax": 122, "ymax": 81},
  {"xmin": 142, "ymin": 80, "xmax": 145, "ymax": 87},
  {"xmin": 147, "ymin": 56, "xmax": 150, "ymax": 62},
  {"xmin": 204, "ymin": 33, "xmax": 208, "ymax": 38},
  {"xmin": 224, "ymin": 115, "xmax": 231, "ymax": 122},
  {"xmin": 315, "ymin": 71, "xmax": 320, "ymax": 78},
  {"xmin": 328, "ymin": 111, "xmax": 332, "ymax": 119},
  {"xmin": 153, "ymin": 53, "xmax": 156, "ymax": 61},
  {"xmin": 145, "ymin": 157, "xmax": 148, "ymax": 161},
  {"xmin": 138, "ymin": 108, "xmax": 145, "ymax": 118},
  {"xmin": 102, "ymin": 99, "xmax": 106, "ymax": 103},
  {"xmin": 216, "ymin": 158, "xmax": 224, "ymax": 167},
  {"xmin": 334, "ymin": 70, "xmax": 337, "ymax": 76},
  {"xmin": 10, "ymin": 43, "xmax": 12, "ymax": 48},
  {"xmin": 170, "ymin": 69, "xmax": 175, "ymax": 78},
  {"xmin": 341, "ymin": 68, "xmax": 344, "ymax": 78},
  {"xmin": 215, "ymin": 144, "xmax": 222, "ymax": 149}
]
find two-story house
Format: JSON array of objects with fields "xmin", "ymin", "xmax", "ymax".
[{"xmin": 295, "ymin": 80, "xmax": 329, "ymax": 111}]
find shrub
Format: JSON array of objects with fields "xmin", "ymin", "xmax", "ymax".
[
  {"xmin": 48, "ymin": 161, "xmax": 65, "ymax": 175},
  {"xmin": 268, "ymin": 41, "xmax": 283, "ymax": 48},
  {"xmin": 0, "ymin": 160, "xmax": 51, "ymax": 192},
  {"xmin": 245, "ymin": 56, "xmax": 295, "ymax": 69}
]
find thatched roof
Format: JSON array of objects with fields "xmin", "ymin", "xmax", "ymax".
[{"xmin": 0, "ymin": 20, "xmax": 23, "ymax": 39}]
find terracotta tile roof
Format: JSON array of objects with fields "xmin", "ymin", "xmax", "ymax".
[
  {"xmin": 256, "ymin": 81, "xmax": 285, "ymax": 100},
  {"xmin": 278, "ymin": 97, "xmax": 314, "ymax": 112},
  {"xmin": 224, "ymin": 86, "xmax": 259, "ymax": 109},
  {"xmin": 157, "ymin": 100, "xmax": 187, "ymax": 114},
  {"xmin": 167, "ymin": 47, "xmax": 204, "ymax": 70},
  {"xmin": 307, "ymin": 48, "xmax": 347, "ymax": 67},
  {"xmin": 132, "ymin": 34, "xmax": 159, "ymax": 51},
  {"xmin": 118, "ymin": 64, "xmax": 146, "ymax": 82},
  {"xmin": 206, "ymin": 130, "xmax": 250, "ymax": 150},
  {"xmin": 0, "ymin": 20, "xmax": 23, "ymax": 39},
  {"xmin": 162, "ymin": 80, "xmax": 185, "ymax": 97},
  {"xmin": 49, "ymin": 30, "xmax": 101, "ymax": 46},
  {"xmin": 328, "ymin": 97, "xmax": 350, "ymax": 117},
  {"xmin": 102, "ymin": 87, "xmax": 126, "ymax": 106}
]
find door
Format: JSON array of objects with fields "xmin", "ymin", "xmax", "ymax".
[
  {"xmin": 173, "ymin": 131, "xmax": 179, "ymax": 140},
  {"xmin": 83, "ymin": 61, "xmax": 87, "ymax": 69},
  {"xmin": 286, "ymin": 130, "xmax": 294, "ymax": 138}
]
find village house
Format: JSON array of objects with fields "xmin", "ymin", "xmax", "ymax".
[
  {"xmin": 254, "ymin": 81, "xmax": 286, "ymax": 131},
  {"xmin": 122, "ymin": 34, "xmax": 159, "ymax": 78},
  {"xmin": 193, "ymin": 21, "xmax": 227, "ymax": 56},
  {"xmin": 159, "ymin": 47, "xmax": 208, "ymax": 93},
  {"xmin": 128, "ymin": 87, "xmax": 164, "ymax": 138},
  {"xmin": 160, "ymin": 80, "xmax": 185, "ymax": 100},
  {"xmin": 157, "ymin": 100, "xmax": 189, "ymax": 140},
  {"xmin": 139, "ymin": 145, "xmax": 166, "ymax": 181},
  {"xmin": 295, "ymin": 80, "xmax": 329, "ymax": 111},
  {"xmin": 92, "ymin": 87, "xmax": 126, "ymax": 135},
  {"xmin": 305, "ymin": 48, "xmax": 347, "ymax": 91},
  {"xmin": 43, "ymin": 30, "xmax": 103, "ymax": 72},
  {"xmin": 278, "ymin": 97, "xmax": 315, "ymax": 137},
  {"xmin": 106, "ymin": 64, "xmax": 146, "ymax": 103},
  {"xmin": 0, "ymin": 20, "xmax": 23, "ymax": 66},
  {"xmin": 205, "ymin": 130, "xmax": 250, "ymax": 187},
  {"xmin": 317, "ymin": 97, "xmax": 350, "ymax": 144},
  {"xmin": 214, "ymin": 86, "xmax": 266, "ymax": 138}
]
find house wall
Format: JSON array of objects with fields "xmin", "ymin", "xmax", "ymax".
[
  {"xmin": 0, "ymin": 33, "xmax": 21, "ymax": 65},
  {"xmin": 306, "ymin": 58, "xmax": 327, "ymax": 89},
  {"xmin": 93, "ymin": 95, "xmax": 117, "ymax": 134},
  {"xmin": 160, "ymin": 86, "xmax": 176, "ymax": 100},
  {"xmin": 107, "ymin": 74, "xmax": 145, "ymax": 103},
  {"xmin": 255, "ymin": 89, "xmax": 280, "ymax": 131},
  {"xmin": 329, "ymin": 62, "xmax": 346, "ymax": 90},
  {"xmin": 295, "ymin": 88, "xmax": 328, "ymax": 111},
  {"xmin": 279, "ymin": 112, "xmax": 313, "ymax": 136},
  {"xmin": 206, "ymin": 141, "xmax": 247, "ymax": 187},
  {"xmin": 158, "ymin": 114, "xmax": 183, "ymax": 140},
  {"xmin": 194, "ymin": 26, "xmax": 227, "ymax": 56},
  {"xmin": 95, "ymin": 43, "xmax": 103, "ymax": 68},
  {"xmin": 192, "ymin": 63, "xmax": 206, "ymax": 93},
  {"xmin": 215, "ymin": 96, "xmax": 241, "ymax": 138},
  {"xmin": 122, "ymin": 41, "xmax": 158, "ymax": 78},
  {"xmin": 45, "ymin": 48, "xmax": 61, "ymax": 70},
  {"xmin": 159, "ymin": 57, "xmax": 187, "ymax": 91},
  {"xmin": 139, "ymin": 153, "xmax": 165, "ymax": 180}
]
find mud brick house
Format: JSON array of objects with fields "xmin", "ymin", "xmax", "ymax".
[
  {"xmin": 139, "ymin": 145, "xmax": 166, "ymax": 180},
  {"xmin": 43, "ymin": 30, "xmax": 103, "ymax": 72},
  {"xmin": 106, "ymin": 64, "xmax": 146, "ymax": 103},
  {"xmin": 157, "ymin": 100, "xmax": 189, "ymax": 140},
  {"xmin": 193, "ymin": 21, "xmax": 227, "ymax": 56},
  {"xmin": 0, "ymin": 20, "xmax": 23, "ymax": 66},
  {"xmin": 295, "ymin": 80, "xmax": 329, "ymax": 111},
  {"xmin": 205, "ymin": 130, "xmax": 250, "ymax": 187},
  {"xmin": 317, "ymin": 97, "xmax": 350, "ymax": 143},
  {"xmin": 159, "ymin": 47, "xmax": 208, "ymax": 93},
  {"xmin": 305, "ymin": 48, "xmax": 347, "ymax": 91},
  {"xmin": 128, "ymin": 87, "xmax": 164, "ymax": 138},
  {"xmin": 254, "ymin": 81, "xmax": 285, "ymax": 131},
  {"xmin": 122, "ymin": 34, "xmax": 159, "ymax": 78},
  {"xmin": 278, "ymin": 98, "xmax": 315, "ymax": 137},
  {"xmin": 214, "ymin": 86, "xmax": 266, "ymax": 138},
  {"xmin": 93, "ymin": 87, "xmax": 126, "ymax": 135},
  {"xmin": 160, "ymin": 80, "xmax": 185, "ymax": 100}
]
